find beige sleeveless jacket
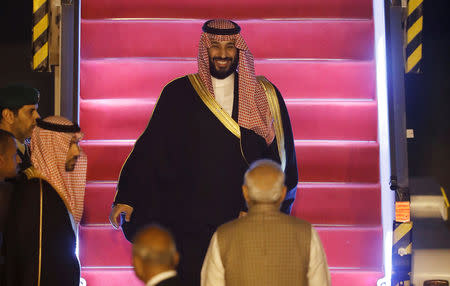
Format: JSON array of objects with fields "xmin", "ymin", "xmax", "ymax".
[{"xmin": 217, "ymin": 204, "xmax": 311, "ymax": 286}]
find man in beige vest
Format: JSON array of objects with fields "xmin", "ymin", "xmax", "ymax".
[{"xmin": 201, "ymin": 159, "xmax": 331, "ymax": 286}]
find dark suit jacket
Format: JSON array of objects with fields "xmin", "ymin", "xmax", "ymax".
[
  {"xmin": 0, "ymin": 181, "xmax": 13, "ymax": 285},
  {"xmin": 155, "ymin": 275, "xmax": 183, "ymax": 286}
]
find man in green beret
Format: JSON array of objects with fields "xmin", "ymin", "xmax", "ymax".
[{"xmin": 0, "ymin": 84, "xmax": 40, "ymax": 171}]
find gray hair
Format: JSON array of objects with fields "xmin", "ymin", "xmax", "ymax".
[
  {"xmin": 132, "ymin": 225, "xmax": 177, "ymax": 266},
  {"xmin": 132, "ymin": 244, "xmax": 176, "ymax": 266},
  {"xmin": 243, "ymin": 159, "xmax": 285, "ymax": 203}
]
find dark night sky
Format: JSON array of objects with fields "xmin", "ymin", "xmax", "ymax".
[{"xmin": 0, "ymin": 0, "xmax": 54, "ymax": 118}]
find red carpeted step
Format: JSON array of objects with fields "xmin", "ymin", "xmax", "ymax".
[
  {"xmin": 81, "ymin": 267, "xmax": 384, "ymax": 286},
  {"xmin": 288, "ymin": 101, "xmax": 377, "ymax": 141},
  {"xmin": 81, "ymin": 268, "xmax": 141, "ymax": 285},
  {"xmin": 78, "ymin": 225, "xmax": 383, "ymax": 268},
  {"xmin": 81, "ymin": 140, "xmax": 379, "ymax": 182},
  {"xmin": 79, "ymin": 226, "xmax": 132, "ymax": 267},
  {"xmin": 79, "ymin": 99, "xmax": 377, "ymax": 141},
  {"xmin": 330, "ymin": 268, "xmax": 384, "ymax": 285},
  {"xmin": 81, "ymin": 19, "xmax": 374, "ymax": 60},
  {"xmin": 82, "ymin": 182, "xmax": 116, "ymax": 225},
  {"xmin": 319, "ymin": 225, "xmax": 383, "ymax": 268},
  {"xmin": 82, "ymin": 0, "xmax": 373, "ymax": 19},
  {"xmin": 82, "ymin": 182, "xmax": 381, "ymax": 225},
  {"xmin": 292, "ymin": 183, "xmax": 381, "ymax": 225},
  {"xmin": 296, "ymin": 141, "xmax": 379, "ymax": 183},
  {"xmin": 80, "ymin": 58, "xmax": 376, "ymax": 100},
  {"xmin": 82, "ymin": 140, "xmax": 130, "ymax": 182},
  {"xmin": 80, "ymin": 58, "xmax": 195, "ymax": 100},
  {"xmin": 79, "ymin": 99, "xmax": 154, "ymax": 140}
]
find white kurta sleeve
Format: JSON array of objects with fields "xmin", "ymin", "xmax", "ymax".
[
  {"xmin": 201, "ymin": 232, "xmax": 225, "ymax": 286},
  {"xmin": 308, "ymin": 226, "xmax": 332, "ymax": 286}
]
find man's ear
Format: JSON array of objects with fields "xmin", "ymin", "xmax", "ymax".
[
  {"xmin": 173, "ymin": 251, "xmax": 180, "ymax": 268},
  {"xmin": 132, "ymin": 256, "xmax": 144, "ymax": 280},
  {"xmin": 242, "ymin": 185, "xmax": 250, "ymax": 203},
  {"xmin": 0, "ymin": 155, "xmax": 5, "ymax": 167},
  {"xmin": 1, "ymin": 109, "xmax": 15, "ymax": 125},
  {"xmin": 277, "ymin": 186, "xmax": 287, "ymax": 204}
]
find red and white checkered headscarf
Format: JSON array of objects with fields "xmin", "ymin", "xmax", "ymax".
[
  {"xmin": 198, "ymin": 19, "xmax": 275, "ymax": 145},
  {"xmin": 30, "ymin": 116, "xmax": 87, "ymax": 223}
]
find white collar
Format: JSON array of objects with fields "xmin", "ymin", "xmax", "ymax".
[
  {"xmin": 211, "ymin": 73, "xmax": 235, "ymax": 88},
  {"xmin": 146, "ymin": 270, "xmax": 177, "ymax": 286},
  {"xmin": 15, "ymin": 138, "xmax": 26, "ymax": 154}
]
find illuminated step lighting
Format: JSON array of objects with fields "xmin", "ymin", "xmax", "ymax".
[{"xmin": 372, "ymin": 0, "xmax": 393, "ymax": 285}]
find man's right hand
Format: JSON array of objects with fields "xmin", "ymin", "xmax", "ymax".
[{"xmin": 109, "ymin": 204, "xmax": 134, "ymax": 229}]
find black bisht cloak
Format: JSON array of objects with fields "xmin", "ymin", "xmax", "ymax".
[
  {"xmin": 5, "ymin": 177, "xmax": 80, "ymax": 286},
  {"xmin": 115, "ymin": 75, "xmax": 298, "ymax": 285}
]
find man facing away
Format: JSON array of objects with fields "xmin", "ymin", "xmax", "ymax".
[
  {"xmin": 0, "ymin": 83, "xmax": 40, "ymax": 171},
  {"xmin": 110, "ymin": 19, "xmax": 298, "ymax": 285},
  {"xmin": 201, "ymin": 159, "xmax": 331, "ymax": 286},
  {"xmin": 0, "ymin": 130, "xmax": 21, "ymax": 284},
  {"xmin": 5, "ymin": 116, "xmax": 87, "ymax": 286},
  {"xmin": 133, "ymin": 225, "xmax": 183, "ymax": 286}
]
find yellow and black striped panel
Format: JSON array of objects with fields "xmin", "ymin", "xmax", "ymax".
[
  {"xmin": 442, "ymin": 187, "xmax": 449, "ymax": 209},
  {"xmin": 32, "ymin": 0, "xmax": 49, "ymax": 71},
  {"xmin": 393, "ymin": 221, "xmax": 412, "ymax": 257},
  {"xmin": 406, "ymin": 0, "xmax": 423, "ymax": 73},
  {"xmin": 392, "ymin": 221, "xmax": 412, "ymax": 286},
  {"xmin": 442, "ymin": 187, "xmax": 450, "ymax": 226},
  {"xmin": 392, "ymin": 221, "xmax": 413, "ymax": 286}
]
